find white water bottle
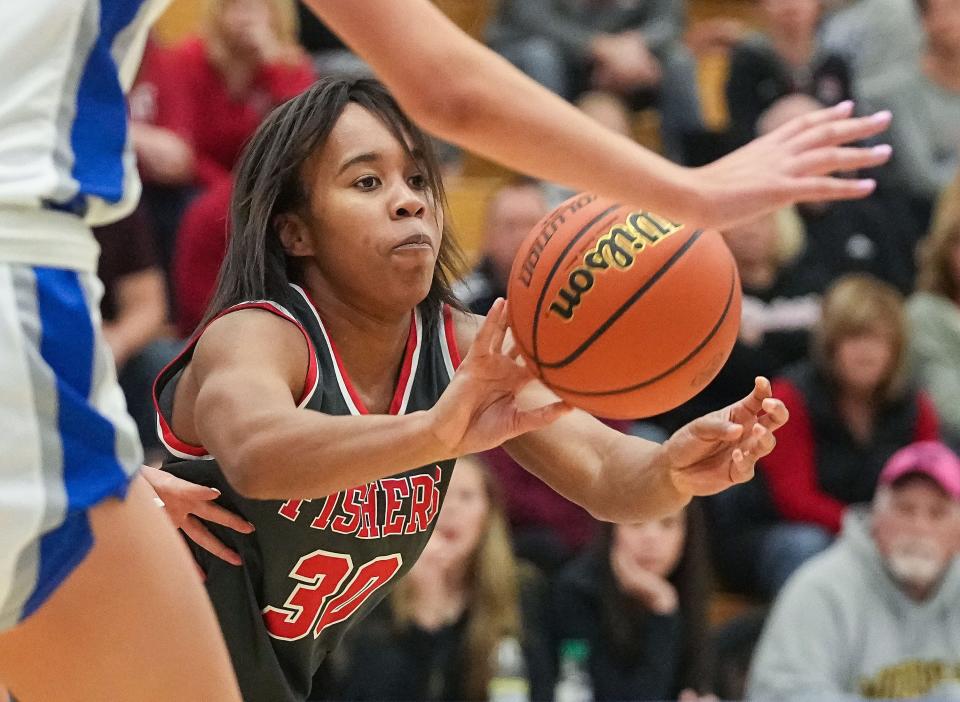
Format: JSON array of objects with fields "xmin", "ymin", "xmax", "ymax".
[
  {"xmin": 488, "ymin": 635, "xmax": 531, "ymax": 702},
  {"xmin": 554, "ymin": 639, "xmax": 593, "ymax": 702}
]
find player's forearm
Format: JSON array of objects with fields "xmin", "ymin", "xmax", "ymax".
[
  {"xmin": 592, "ymin": 435, "xmax": 691, "ymax": 522},
  {"xmin": 505, "ymin": 411, "xmax": 688, "ymax": 522},
  {"xmin": 305, "ymin": 0, "xmax": 698, "ymax": 222},
  {"xmin": 216, "ymin": 409, "xmax": 449, "ymax": 500}
]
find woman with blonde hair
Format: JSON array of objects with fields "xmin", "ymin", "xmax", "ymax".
[
  {"xmin": 908, "ymin": 180, "xmax": 960, "ymax": 445},
  {"xmin": 165, "ymin": 0, "xmax": 315, "ymax": 186},
  {"xmin": 325, "ymin": 455, "xmax": 552, "ymax": 701},
  {"xmin": 753, "ymin": 274, "xmax": 940, "ymax": 594}
]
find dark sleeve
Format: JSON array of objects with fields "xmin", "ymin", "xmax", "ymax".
[{"xmin": 94, "ymin": 205, "xmax": 160, "ymax": 321}]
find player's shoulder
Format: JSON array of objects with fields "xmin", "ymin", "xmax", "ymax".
[{"xmin": 193, "ymin": 306, "xmax": 309, "ymax": 372}]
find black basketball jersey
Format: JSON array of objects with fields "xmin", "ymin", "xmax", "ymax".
[{"xmin": 153, "ymin": 284, "xmax": 462, "ymax": 702}]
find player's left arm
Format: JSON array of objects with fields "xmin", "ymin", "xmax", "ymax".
[{"xmin": 453, "ymin": 308, "xmax": 788, "ymax": 522}]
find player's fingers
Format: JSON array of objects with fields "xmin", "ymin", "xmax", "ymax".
[
  {"xmin": 489, "ymin": 299, "xmax": 510, "ymax": 354},
  {"xmin": 181, "ymin": 516, "xmax": 242, "ymax": 566},
  {"xmin": 471, "ymin": 298, "xmax": 504, "ymax": 358},
  {"xmin": 193, "ymin": 502, "xmax": 256, "ymax": 534},
  {"xmin": 788, "ymin": 175, "xmax": 878, "ymax": 202},
  {"xmin": 734, "ymin": 376, "xmax": 770, "ymax": 417},
  {"xmin": 759, "ymin": 398, "xmax": 789, "ymax": 431},
  {"xmin": 789, "ymin": 144, "xmax": 892, "ymax": 177},
  {"xmin": 787, "ymin": 110, "xmax": 891, "ymax": 152},
  {"xmin": 729, "ymin": 447, "xmax": 755, "ymax": 484},
  {"xmin": 689, "ymin": 416, "xmax": 744, "ymax": 443},
  {"xmin": 767, "ymin": 100, "xmax": 854, "ymax": 142}
]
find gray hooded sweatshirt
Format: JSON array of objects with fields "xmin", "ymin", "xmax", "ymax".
[{"xmin": 747, "ymin": 507, "xmax": 960, "ymax": 701}]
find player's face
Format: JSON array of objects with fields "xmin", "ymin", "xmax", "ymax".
[
  {"xmin": 432, "ymin": 459, "xmax": 490, "ymax": 569},
  {"xmin": 299, "ymin": 105, "xmax": 442, "ymax": 315},
  {"xmin": 611, "ymin": 510, "xmax": 686, "ymax": 579}
]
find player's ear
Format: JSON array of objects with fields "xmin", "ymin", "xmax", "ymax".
[{"xmin": 275, "ymin": 213, "xmax": 315, "ymax": 257}]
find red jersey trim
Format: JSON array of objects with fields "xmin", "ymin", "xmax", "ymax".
[
  {"xmin": 441, "ymin": 304, "xmax": 462, "ymax": 372},
  {"xmin": 153, "ymin": 300, "xmax": 320, "ymax": 459},
  {"xmin": 289, "ymin": 284, "xmax": 422, "ymax": 416}
]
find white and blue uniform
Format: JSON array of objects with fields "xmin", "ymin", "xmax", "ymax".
[{"xmin": 0, "ymin": 0, "xmax": 167, "ymax": 630}]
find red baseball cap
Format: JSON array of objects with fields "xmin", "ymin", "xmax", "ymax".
[{"xmin": 879, "ymin": 441, "xmax": 960, "ymax": 500}]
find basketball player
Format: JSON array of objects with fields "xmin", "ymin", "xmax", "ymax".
[
  {"xmin": 0, "ymin": 1, "xmax": 242, "ymax": 700},
  {"xmin": 149, "ymin": 78, "xmax": 789, "ymax": 701}
]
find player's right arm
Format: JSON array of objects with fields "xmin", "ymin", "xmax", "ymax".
[{"xmin": 182, "ymin": 306, "xmax": 563, "ymax": 500}]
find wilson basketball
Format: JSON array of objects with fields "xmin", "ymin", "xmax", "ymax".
[{"xmin": 507, "ymin": 193, "xmax": 741, "ymax": 419}]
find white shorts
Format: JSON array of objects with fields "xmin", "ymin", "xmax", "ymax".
[{"xmin": 0, "ymin": 261, "xmax": 141, "ymax": 630}]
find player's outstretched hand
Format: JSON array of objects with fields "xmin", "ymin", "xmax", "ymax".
[
  {"xmin": 690, "ymin": 101, "xmax": 892, "ymax": 229},
  {"xmin": 427, "ymin": 299, "xmax": 572, "ymax": 458},
  {"xmin": 141, "ymin": 465, "xmax": 255, "ymax": 566},
  {"xmin": 662, "ymin": 377, "xmax": 788, "ymax": 496}
]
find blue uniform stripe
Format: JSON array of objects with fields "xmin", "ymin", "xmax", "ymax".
[
  {"xmin": 20, "ymin": 268, "xmax": 126, "ymax": 619},
  {"xmin": 70, "ymin": 0, "xmax": 149, "ymax": 203}
]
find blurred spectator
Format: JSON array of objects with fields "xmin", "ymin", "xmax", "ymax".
[
  {"xmin": 754, "ymin": 275, "xmax": 940, "ymax": 593},
  {"xmin": 171, "ymin": 176, "xmax": 233, "ymax": 338},
  {"xmin": 725, "ymin": 0, "xmax": 852, "ymax": 147},
  {"xmin": 325, "ymin": 455, "xmax": 554, "ymax": 701},
  {"xmin": 748, "ymin": 442, "xmax": 960, "ymax": 701},
  {"xmin": 167, "ymin": 0, "xmax": 315, "ymax": 187},
  {"xmin": 761, "ymin": 94, "xmax": 927, "ymax": 293},
  {"xmin": 550, "ymin": 504, "xmax": 715, "ymax": 701},
  {"xmin": 485, "ymin": 0, "xmax": 702, "ymax": 160},
  {"xmin": 861, "ymin": 0, "xmax": 960, "ymax": 206},
  {"xmin": 94, "ymin": 205, "xmax": 178, "ymax": 455},
  {"xmin": 909, "ymin": 185, "xmax": 960, "ymax": 448},
  {"xmin": 129, "ymin": 36, "xmax": 200, "ymax": 275},
  {"xmin": 454, "ymin": 179, "xmax": 549, "ymax": 315},
  {"xmin": 820, "ymin": 0, "xmax": 924, "ymax": 88}
]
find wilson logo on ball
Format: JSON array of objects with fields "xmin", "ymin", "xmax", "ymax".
[{"xmin": 549, "ymin": 211, "xmax": 681, "ymax": 320}]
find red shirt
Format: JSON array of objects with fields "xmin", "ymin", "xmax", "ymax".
[
  {"xmin": 172, "ymin": 176, "xmax": 232, "ymax": 337},
  {"xmin": 762, "ymin": 371, "xmax": 940, "ymax": 533},
  {"xmin": 165, "ymin": 38, "xmax": 315, "ymax": 185}
]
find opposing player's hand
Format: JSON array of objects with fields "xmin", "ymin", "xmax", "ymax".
[
  {"xmin": 662, "ymin": 377, "xmax": 788, "ymax": 496},
  {"xmin": 690, "ymin": 101, "xmax": 892, "ymax": 229},
  {"xmin": 427, "ymin": 299, "xmax": 572, "ymax": 458},
  {"xmin": 141, "ymin": 466, "xmax": 255, "ymax": 566}
]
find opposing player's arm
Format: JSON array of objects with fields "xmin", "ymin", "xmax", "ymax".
[
  {"xmin": 305, "ymin": 0, "xmax": 892, "ymax": 229},
  {"xmin": 188, "ymin": 310, "xmax": 445, "ymax": 500}
]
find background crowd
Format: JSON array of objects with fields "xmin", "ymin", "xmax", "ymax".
[{"xmin": 105, "ymin": 0, "xmax": 960, "ymax": 699}]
